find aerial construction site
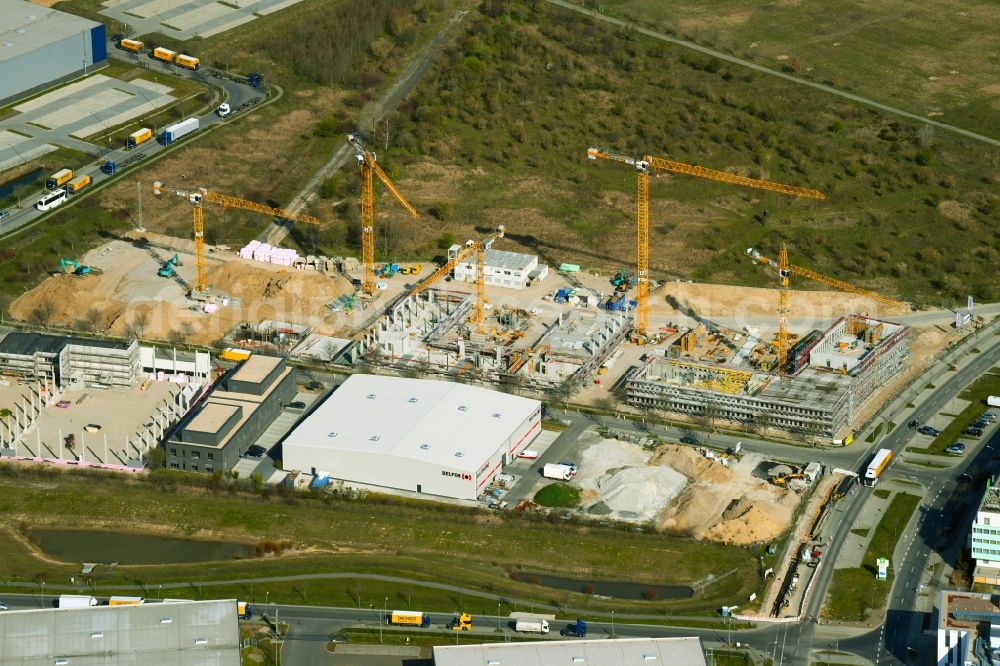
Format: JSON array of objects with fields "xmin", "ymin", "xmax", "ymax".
[{"xmin": 10, "ymin": 136, "xmax": 965, "ymax": 442}]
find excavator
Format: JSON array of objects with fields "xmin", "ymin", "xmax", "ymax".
[
  {"xmin": 59, "ymin": 258, "xmax": 94, "ymax": 277},
  {"xmin": 157, "ymin": 254, "xmax": 182, "ymax": 278}
]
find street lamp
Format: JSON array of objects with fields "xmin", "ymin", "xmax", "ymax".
[
  {"xmin": 497, "ymin": 602, "xmax": 501, "ymax": 631},
  {"xmin": 610, "ymin": 610, "xmax": 615, "ymax": 638}
]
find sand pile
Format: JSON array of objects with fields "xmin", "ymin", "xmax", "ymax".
[
  {"xmin": 206, "ymin": 261, "xmax": 352, "ymax": 310},
  {"xmin": 9, "ymin": 275, "xmax": 128, "ymax": 332},
  {"xmin": 649, "ymin": 444, "xmax": 732, "ymax": 483},
  {"xmin": 597, "ymin": 466, "xmax": 688, "ymax": 521},
  {"xmin": 704, "ymin": 490, "xmax": 798, "ymax": 545}
]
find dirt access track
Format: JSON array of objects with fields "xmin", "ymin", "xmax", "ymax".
[{"xmin": 10, "ymin": 240, "xmax": 352, "ymax": 345}]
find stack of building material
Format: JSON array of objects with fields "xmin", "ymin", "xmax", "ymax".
[{"xmin": 238, "ymin": 241, "xmax": 300, "ymax": 266}]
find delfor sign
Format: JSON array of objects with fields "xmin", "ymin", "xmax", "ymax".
[{"xmin": 442, "ymin": 470, "xmax": 472, "ymax": 481}]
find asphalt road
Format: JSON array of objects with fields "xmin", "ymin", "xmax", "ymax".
[{"xmin": 0, "ymin": 47, "xmax": 264, "ymax": 238}]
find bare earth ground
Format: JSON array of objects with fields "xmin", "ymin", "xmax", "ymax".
[{"xmin": 10, "ymin": 240, "xmax": 352, "ymax": 344}]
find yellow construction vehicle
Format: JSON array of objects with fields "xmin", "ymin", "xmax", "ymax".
[
  {"xmin": 409, "ymin": 226, "xmax": 505, "ymax": 334},
  {"xmin": 586, "ymin": 147, "xmax": 824, "ymax": 340},
  {"xmin": 152, "ymin": 182, "xmax": 320, "ymax": 296},
  {"xmin": 746, "ymin": 245, "xmax": 907, "ymax": 371},
  {"xmin": 346, "ymin": 134, "xmax": 418, "ymax": 298},
  {"xmin": 448, "ymin": 612, "xmax": 472, "ymax": 631}
]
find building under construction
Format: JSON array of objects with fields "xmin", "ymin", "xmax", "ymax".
[
  {"xmin": 624, "ymin": 315, "xmax": 909, "ymax": 439},
  {"xmin": 362, "ymin": 288, "xmax": 629, "ymax": 392}
]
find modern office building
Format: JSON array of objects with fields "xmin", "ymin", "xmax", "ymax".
[
  {"xmin": 0, "ymin": 598, "xmax": 239, "ymax": 665},
  {"xmin": 282, "ymin": 374, "xmax": 542, "ymax": 500},
  {"xmin": 971, "ymin": 477, "xmax": 1000, "ymax": 585},
  {"xmin": 0, "ymin": 0, "xmax": 107, "ymax": 106},
  {"xmin": 935, "ymin": 589, "xmax": 1000, "ymax": 666},
  {"xmin": 166, "ymin": 355, "xmax": 295, "ymax": 473}
]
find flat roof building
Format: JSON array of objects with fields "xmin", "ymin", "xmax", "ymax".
[
  {"xmin": 450, "ymin": 245, "xmax": 548, "ymax": 289},
  {"xmin": 282, "ymin": 374, "xmax": 542, "ymax": 500},
  {"xmin": 166, "ymin": 355, "xmax": 295, "ymax": 473},
  {"xmin": 0, "ymin": 0, "xmax": 107, "ymax": 106},
  {"xmin": 0, "ymin": 598, "xmax": 239, "ymax": 665},
  {"xmin": 935, "ymin": 589, "xmax": 1000, "ymax": 666},
  {"xmin": 433, "ymin": 637, "xmax": 707, "ymax": 666},
  {"xmin": 0, "ymin": 331, "xmax": 139, "ymax": 390},
  {"xmin": 972, "ymin": 476, "xmax": 1000, "ymax": 585}
]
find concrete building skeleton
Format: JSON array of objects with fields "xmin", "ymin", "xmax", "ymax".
[
  {"xmin": 624, "ymin": 315, "xmax": 910, "ymax": 438},
  {"xmin": 0, "ymin": 331, "xmax": 140, "ymax": 390}
]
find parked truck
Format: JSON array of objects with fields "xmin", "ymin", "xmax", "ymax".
[
  {"xmin": 448, "ymin": 612, "xmax": 472, "ymax": 631},
  {"xmin": 160, "ymin": 117, "xmax": 199, "ymax": 144},
  {"xmin": 387, "ymin": 610, "xmax": 431, "ymax": 628},
  {"xmin": 108, "ymin": 596, "xmax": 144, "ymax": 606},
  {"xmin": 542, "ymin": 463, "xmax": 574, "ymax": 481},
  {"xmin": 237, "ymin": 601, "xmax": 252, "ymax": 619},
  {"xmin": 127, "ymin": 127, "xmax": 153, "ymax": 149},
  {"xmin": 988, "ymin": 395, "xmax": 1000, "ymax": 408},
  {"xmin": 560, "ymin": 619, "xmax": 587, "ymax": 637},
  {"xmin": 117, "ymin": 38, "xmax": 143, "ymax": 53},
  {"xmin": 67, "ymin": 174, "xmax": 91, "ymax": 194},
  {"xmin": 59, "ymin": 594, "xmax": 98, "ymax": 609},
  {"xmin": 151, "ymin": 47, "xmax": 176, "ymax": 63},
  {"xmin": 514, "ymin": 618, "xmax": 549, "ymax": 634},
  {"xmin": 46, "ymin": 168, "xmax": 73, "ymax": 190},
  {"xmin": 175, "ymin": 54, "xmax": 200, "ymax": 70}
]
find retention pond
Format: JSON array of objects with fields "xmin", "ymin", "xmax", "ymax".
[
  {"xmin": 512, "ymin": 571, "xmax": 694, "ymax": 600},
  {"xmin": 31, "ymin": 529, "xmax": 253, "ymax": 565}
]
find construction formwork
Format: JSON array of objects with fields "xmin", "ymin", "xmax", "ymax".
[{"xmin": 624, "ymin": 315, "xmax": 910, "ymax": 439}]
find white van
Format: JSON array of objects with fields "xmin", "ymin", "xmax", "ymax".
[{"xmin": 35, "ymin": 189, "xmax": 68, "ymax": 211}]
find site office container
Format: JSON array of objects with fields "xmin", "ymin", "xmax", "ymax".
[
  {"xmin": 175, "ymin": 54, "xmax": 200, "ymax": 70},
  {"xmin": 127, "ymin": 127, "xmax": 153, "ymax": 148},
  {"xmin": 119, "ymin": 38, "xmax": 143, "ymax": 53},
  {"xmin": 67, "ymin": 175, "xmax": 91, "ymax": 194},
  {"xmin": 46, "ymin": 168, "xmax": 73, "ymax": 190},
  {"xmin": 152, "ymin": 47, "xmax": 177, "ymax": 63}
]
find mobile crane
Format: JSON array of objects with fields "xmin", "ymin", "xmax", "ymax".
[
  {"xmin": 346, "ymin": 134, "xmax": 418, "ymax": 298},
  {"xmin": 586, "ymin": 147, "xmax": 824, "ymax": 340},
  {"xmin": 152, "ymin": 182, "xmax": 320, "ymax": 297}
]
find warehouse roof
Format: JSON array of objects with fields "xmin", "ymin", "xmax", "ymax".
[
  {"xmin": 0, "ymin": 598, "xmax": 239, "ymax": 665},
  {"xmin": 0, "ymin": 0, "xmax": 102, "ymax": 65},
  {"xmin": 0, "ymin": 331, "xmax": 127, "ymax": 356},
  {"xmin": 453, "ymin": 247, "xmax": 537, "ymax": 272},
  {"xmin": 433, "ymin": 637, "xmax": 707, "ymax": 666},
  {"xmin": 283, "ymin": 375, "xmax": 541, "ymax": 473}
]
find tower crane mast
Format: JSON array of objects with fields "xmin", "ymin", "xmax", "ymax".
[
  {"xmin": 587, "ymin": 147, "xmax": 824, "ymax": 339},
  {"xmin": 153, "ymin": 182, "xmax": 320, "ymax": 295},
  {"xmin": 347, "ymin": 134, "xmax": 418, "ymax": 298}
]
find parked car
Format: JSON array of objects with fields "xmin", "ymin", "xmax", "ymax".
[
  {"xmin": 945, "ymin": 443, "xmax": 966, "ymax": 455},
  {"xmin": 84, "ymin": 423, "xmax": 102, "ymax": 433},
  {"xmin": 517, "ymin": 450, "xmax": 539, "ymax": 460},
  {"xmin": 56, "ymin": 400, "xmax": 71, "ymax": 408},
  {"xmin": 0, "ymin": 601, "xmax": 7, "ymax": 611},
  {"xmin": 0, "ymin": 210, "xmax": 10, "ymax": 221},
  {"xmin": 972, "ymin": 419, "xmax": 990, "ymax": 429},
  {"xmin": 680, "ymin": 435, "xmax": 699, "ymax": 445},
  {"xmin": 907, "ymin": 420, "xmax": 920, "ymax": 429},
  {"xmin": 245, "ymin": 445, "xmax": 267, "ymax": 458},
  {"xmin": 918, "ymin": 426, "xmax": 939, "ymax": 436},
  {"xmin": 287, "ymin": 401, "xmax": 306, "ymax": 410},
  {"xmin": 963, "ymin": 428, "xmax": 983, "ymax": 438},
  {"xmin": 981, "ymin": 412, "xmax": 997, "ymax": 422}
]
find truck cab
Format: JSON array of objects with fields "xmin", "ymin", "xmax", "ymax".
[
  {"xmin": 448, "ymin": 612, "xmax": 472, "ymax": 631},
  {"xmin": 217, "ymin": 103, "xmax": 231, "ymax": 118},
  {"xmin": 560, "ymin": 619, "xmax": 587, "ymax": 637}
]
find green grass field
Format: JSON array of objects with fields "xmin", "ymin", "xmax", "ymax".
[
  {"xmin": 591, "ymin": 0, "xmax": 1000, "ymax": 138},
  {"xmin": 824, "ymin": 492, "xmax": 920, "ymax": 621},
  {"xmin": 372, "ymin": 1, "xmax": 998, "ymax": 305},
  {"xmin": 0, "ymin": 468, "xmax": 758, "ymax": 614},
  {"xmin": 534, "ymin": 483, "xmax": 580, "ymax": 507}
]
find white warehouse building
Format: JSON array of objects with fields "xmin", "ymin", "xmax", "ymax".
[
  {"xmin": 282, "ymin": 374, "xmax": 542, "ymax": 501},
  {"xmin": 450, "ymin": 245, "xmax": 548, "ymax": 289}
]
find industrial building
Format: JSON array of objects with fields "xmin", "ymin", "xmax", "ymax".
[
  {"xmin": 166, "ymin": 355, "xmax": 295, "ymax": 473},
  {"xmin": 282, "ymin": 374, "xmax": 542, "ymax": 500},
  {"xmin": 451, "ymin": 245, "xmax": 547, "ymax": 289},
  {"xmin": 0, "ymin": 0, "xmax": 107, "ymax": 106},
  {"xmin": 971, "ymin": 477, "xmax": 1000, "ymax": 585},
  {"xmin": 0, "ymin": 331, "xmax": 140, "ymax": 390},
  {"xmin": 0, "ymin": 598, "xmax": 239, "ymax": 665},
  {"xmin": 433, "ymin": 637, "xmax": 707, "ymax": 666},
  {"xmin": 624, "ymin": 315, "xmax": 910, "ymax": 439}
]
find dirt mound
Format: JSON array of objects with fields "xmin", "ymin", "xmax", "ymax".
[
  {"xmin": 649, "ymin": 444, "xmax": 732, "ymax": 483},
  {"xmin": 597, "ymin": 466, "xmax": 688, "ymax": 521},
  {"xmin": 9, "ymin": 275, "xmax": 128, "ymax": 332},
  {"xmin": 705, "ymin": 503, "xmax": 789, "ymax": 545},
  {"xmin": 206, "ymin": 261, "xmax": 351, "ymax": 307},
  {"xmin": 657, "ymin": 486, "xmax": 727, "ymax": 536}
]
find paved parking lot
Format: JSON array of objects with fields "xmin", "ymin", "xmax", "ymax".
[
  {"xmin": 231, "ymin": 389, "xmax": 323, "ymax": 480},
  {"xmin": 101, "ymin": 0, "xmax": 306, "ymax": 39}
]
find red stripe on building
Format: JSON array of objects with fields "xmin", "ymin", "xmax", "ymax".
[
  {"xmin": 477, "ymin": 459, "xmax": 504, "ymax": 491},
  {"xmin": 510, "ymin": 418, "xmax": 541, "ymax": 454}
]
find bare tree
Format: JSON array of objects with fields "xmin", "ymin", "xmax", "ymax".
[{"xmin": 28, "ymin": 300, "xmax": 55, "ymax": 326}]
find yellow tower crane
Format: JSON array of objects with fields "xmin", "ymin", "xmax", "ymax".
[
  {"xmin": 152, "ymin": 182, "xmax": 320, "ymax": 295},
  {"xmin": 410, "ymin": 226, "xmax": 505, "ymax": 334},
  {"xmin": 346, "ymin": 134, "xmax": 418, "ymax": 298},
  {"xmin": 746, "ymin": 244, "xmax": 907, "ymax": 370},
  {"xmin": 586, "ymin": 147, "xmax": 825, "ymax": 340}
]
